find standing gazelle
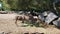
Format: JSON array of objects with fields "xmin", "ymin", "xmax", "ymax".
[{"xmin": 15, "ymin": 14, "xmax": 39, "ymax": 26}]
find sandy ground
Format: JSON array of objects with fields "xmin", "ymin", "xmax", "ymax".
[{"xmin": 0, "ymin": 14, "xmax": 60, "ymax": 34}]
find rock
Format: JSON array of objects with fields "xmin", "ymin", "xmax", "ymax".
[
  {"xmin": 0, "ymin": 11, "xmax": 8, "ymax": 14},
  {"xmin": 42, "ymin": 11, "xmax": 51, "ymax": 17},
  {"xmin": 42, "ymin": 11, "xmax": 48, "ymax": 17},
  {"xmin": 45, "ymin": 12, "xmax": 58, "ymax": 24},
  {"xmin": 53, "ymin": 18, "xmax": 60, "ymax": 27},
  {"xmin": 38, "ymin": 14, "xmax": 44, "ymax": 21},
  {"xmin": 19, "ymin": 11, "xmax": 24, "ymax": 14},
  {"xmin": 38, "ymin": 11, "xmax": 52, "ymax": 22}
]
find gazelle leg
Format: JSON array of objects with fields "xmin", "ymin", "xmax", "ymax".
[
  {"xmin": 15, "ymin": 19, "xmax": 18, "ymax": 26},
  {"xmin": 15, "ymin": 16, "xmax": 19, "ymax": 26}
]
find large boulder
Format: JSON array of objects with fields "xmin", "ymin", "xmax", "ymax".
[
  {"xmin": 38, "ymin": 11, "xmax": 50, "ymax": 22},
  {"xmin": 45, "ymin": 12, "xmax": 58, "ymax": 24}
]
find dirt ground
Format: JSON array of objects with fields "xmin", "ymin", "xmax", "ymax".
[{"xmin": 0, "ymin": 14, "xmax": 60, "ymax": 34}]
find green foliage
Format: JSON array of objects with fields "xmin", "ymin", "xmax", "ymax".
[
  {"xmin": 1, "ymin": 0, "xmax": 11, "ymax": 10},
  {"xmin": 1, "ymin": 0, "xmax": 58, "ymax": 11}
]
